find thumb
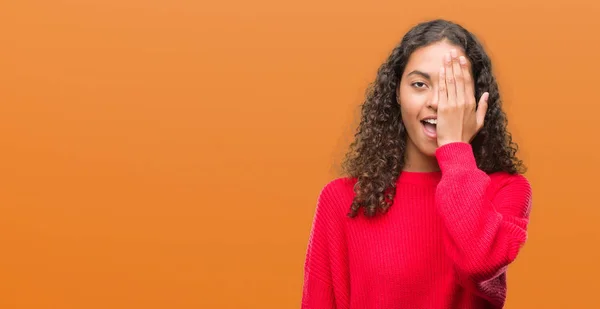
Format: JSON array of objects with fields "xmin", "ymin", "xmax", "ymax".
[{"xmin": 476, "ymin": 92, "xmax": 489, "ymax": 129}]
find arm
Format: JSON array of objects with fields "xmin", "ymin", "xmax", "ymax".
[
  {"xmin": 434, "ymin": 142, "xmax": 533, "ymax": 306},
  {"xmin": 301, "ymin": 179, "xmax": 350, "ymax": 309}
]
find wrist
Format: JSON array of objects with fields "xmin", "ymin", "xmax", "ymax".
[
  {"xmin": 435, "ymin": 142, "xmax": 478, "ymax": 173},
  {"xmin": 437, "ymin": 139, "xmax": 464, "ymax": 147}
]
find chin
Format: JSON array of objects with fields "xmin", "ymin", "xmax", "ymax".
[{"xmin": 418, "ymin": 142, "xmax": 438, "ymax": 157}]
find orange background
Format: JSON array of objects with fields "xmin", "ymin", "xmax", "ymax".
[{"xmin": 1, "ymin": 0, "xmax": 598, "ymax": 308}]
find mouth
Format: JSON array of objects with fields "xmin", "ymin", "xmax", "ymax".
[{"xmin": 420, "ymin": 118, "xmax": 437, "ymax": 139}]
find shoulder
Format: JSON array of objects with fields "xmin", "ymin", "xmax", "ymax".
[
  {"xmin": 488, "ymin": 172, "xmax": 533, "ymax": 216},
  {"xmin": 488, "ymin": 171, "xmax": 531, "ymax": 191},
  {"xmin": 314, "ymin": 176, "xmax": 357, "ymax": 218},
  {"xmin": 319, "ymin": 176, "xmax": 357, "ymax": 196}
]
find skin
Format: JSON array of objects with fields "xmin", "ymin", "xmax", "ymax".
[{"xmin": 397, "ymin": 40, "xmax": 489, "ymax": 172}]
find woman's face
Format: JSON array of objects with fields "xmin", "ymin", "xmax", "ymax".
[{"xmin": 397, "ymin": 40, "xmax": 472, "ymax": 157}]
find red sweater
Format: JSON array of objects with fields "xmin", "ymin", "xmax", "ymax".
[{"xmin": 301, "ymin": 142, "xmax": 533, "ymax": 309}]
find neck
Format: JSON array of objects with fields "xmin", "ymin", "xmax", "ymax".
[{"xmin": 403, "ymin": 141, "xmax": 440, "ymax": 172}]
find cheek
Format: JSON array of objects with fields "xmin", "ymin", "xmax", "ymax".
[
  {"xmin": 399, "ymin": 91, "xmax": 428, "ymax": 138},
  {"xmin": 400, "ymin": 104, "xmax": 419, "ymax": 135},
  {"xmin": 399, "ymin": 93, "xmax": 422, "ymax": 121}
]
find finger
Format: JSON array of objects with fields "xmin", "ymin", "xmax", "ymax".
[
  {"xmin": 476, "ymin": 92, "xmax": 489, "ymax": 129},
  {"xmin": 438, "ymin": 66, "xmax": 447, "ymax": 109},
  {"xmin": 459, "ymin": 56, "xmax": 475, "ymax": 111},
  {"xmin": 451, "ymin": 50, "xmax": 464, "ymax": 107},
  {"xmin": 444, "ymin": 52, "xmax": 456, "ymax": 106}
]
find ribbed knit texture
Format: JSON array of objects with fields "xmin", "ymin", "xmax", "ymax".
[{"xmin": 301, "ymin": 142, "xmax": 533, "ymax": 309}]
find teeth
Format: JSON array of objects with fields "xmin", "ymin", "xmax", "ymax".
[{"xmin": 423, "ymin": 119, "xmax": 437, "ymax": 125}]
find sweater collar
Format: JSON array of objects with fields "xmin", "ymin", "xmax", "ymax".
[{"xmin": 397, "ymin": 170, "xmax": 442, "ymax": 186}]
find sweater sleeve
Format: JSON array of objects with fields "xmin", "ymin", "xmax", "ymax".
[
  {"xmin": 301, "ymin": 179, "xmax": 350, "ymax": 309},
  {"xmin": 434, "ymin": 142, "xmax": 533, "ymax": 307}
]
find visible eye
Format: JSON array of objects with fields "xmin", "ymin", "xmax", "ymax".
[{"xmin": 411, "ymin": 82, "xmax": 427, "ymax": 89}]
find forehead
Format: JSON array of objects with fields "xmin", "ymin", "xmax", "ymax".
[{"xmin": 403, "ymin": 41, "xmax": 469, "ymax": 77}]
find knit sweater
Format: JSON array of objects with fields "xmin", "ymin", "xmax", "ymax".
[{"xmin": 301, "ymin": 142, "xmax": 533, "ymax": 309}]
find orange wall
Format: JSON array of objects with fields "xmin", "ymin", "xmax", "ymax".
[{"xmin": 1, "ymin": 0, "xmax": 599, "ymax": 308}]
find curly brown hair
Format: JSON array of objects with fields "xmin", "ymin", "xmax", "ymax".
[{"xmin": 341, "ymin": 19, "xmax": 527, "ymax": 218}]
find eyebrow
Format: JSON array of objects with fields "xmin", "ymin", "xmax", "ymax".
[{"xmin": 406, "ymin": 70, "xmax": 431, "ymax": 80}]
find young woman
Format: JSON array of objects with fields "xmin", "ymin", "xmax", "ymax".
[{"xmin": 301, "ymin": 19, "xmax": 533, "ymax": 309}]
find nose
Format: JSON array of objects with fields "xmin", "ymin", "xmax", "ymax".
[{"xmin": 427, "ymin": 88, "xmax": 438, "ymax": 111}]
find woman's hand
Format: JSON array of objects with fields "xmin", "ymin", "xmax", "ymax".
[{"xmin": 436, "ymin": 49, "xmax": 489, "ymax": 147}]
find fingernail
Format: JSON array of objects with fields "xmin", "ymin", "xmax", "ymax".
[
  {"xmin": 459, "ymin": 56, "xmax": 467, "ymax": 65},
  {"xmin": 451, "ymin": 49, "xmax": 457, "ymax": 58},
  {"xmin": 445, "ymin": 53, "xmax": 451, "ymax": 63},
  {"xmin": 484, "ymin": 92, "xmax": 489, "ymax": 101}
]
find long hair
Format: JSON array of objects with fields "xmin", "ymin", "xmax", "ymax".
[{"xmin": 341, "ymin": 19, "xmax": 526, "ymax": 218}]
